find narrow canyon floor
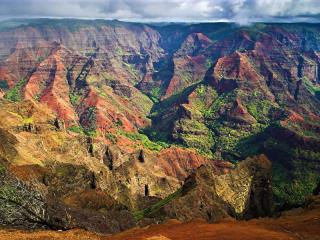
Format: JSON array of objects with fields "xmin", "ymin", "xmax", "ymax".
[{"xmin": 0, "ymin": 203, "xmax": 319, "ymax": 240}]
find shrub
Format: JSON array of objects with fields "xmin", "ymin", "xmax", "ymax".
[
  {"xmin": 119, "ymin": 130, "xmax": 169, "ymax": 151},
  {"xmin": 0, "ymin": 80, "xmax": 8, "ymax": 90},
  {"xmin": 69, "ymin": 93, "xmax": 81, "ymax": 106},
  {"xmin": 105, "ymin": 133, "xmax": 117, "ymax": 144},
  {"xmin": 68, "ymin": 125, "xmax": 84, "ymax": 134},
  {"xmin": 4, "ymin": 78, "xmax": 27, "ymax": 102}
]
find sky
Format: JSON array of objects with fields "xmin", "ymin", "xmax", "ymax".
[{"xmin": 0, "ymin": 0, "xmax": 320, "ymax": 24}]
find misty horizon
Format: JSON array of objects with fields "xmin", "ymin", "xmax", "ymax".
[{"xmin": 1, "ymin": 0, "xmax": 320, "ymax": 25}]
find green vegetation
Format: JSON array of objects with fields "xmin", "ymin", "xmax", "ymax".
[
  {"xmin": 123, "ymin": 62, "xmax": 139, "ymax": 78},
  {"xmin": 55, "ymin": 165, "xmax": 73, "ymax": 178},
  {"xmin": 101, "ymin": 72, "xmax": 115, "ymax": 81},
  {"xmin": 115, "ymin": 47, "xmax": 130, "ymax": 56},
  {"xmin": 203, "ymin": 91, "xmax": 234, "ymax": 118},
  {"xmin": 209, "ymin": 123, "xmax": 264, "ymax": 160},
  {"xmin": 0, "ymin": 182, "xmax": 17, "ymax": 201},
  {"xmin": 68, "ymin": 124, "xmax": 98, "ymax": 137},
  {"xmin": 133, "ymin": 176, "xmax": 197, "ymax": 221},
  {"xmin": 240, "ymin": 25, "xmax": 265, "ymax": 41},
  {"xmin": 149, "ymin": 86, "xmax": 162, "ymax": 102},
  {"xmin": 105, "ymin": 133, "xmax": 117, "ymax": 144},
  {"xmin": 36, "ymin": 56, "xmax": 45, "ymax": 62},
  {"xmin": 84, "ymin": 129, "xmax": 97, "ymax": 137},
  {"xmin": 205, "ymin": 58, "xmax": 213, "ymax": 69},
  {"xmin": 191, "ymin": 84, "xmax": 217, "ymax": 113},
  {"xmin": 195, "ymin": 84, "xmax": 206, "ymax": 96},
  {"xmin": 25, "ymin": 19, "xmax": 120, "ymax": 32},
  {"xmin": 4, "ymin": 78, "xmax": 27, "ymax": 102},
  {"xmin": 67, "ymin": 125, "xmax": 84, "ymax": 134},
  {"xmin": 119, "ymin": 130, "xmax": 169, "ymax": 151},
  {"xmin": 286, "ymin": 119, "xmax": 320, "ymax": 139},
  {"xmin": 0, "ymin": 80, "xmax": 9, "ymax": 90},
  {"xmin": 273, "ymin": 162, "xmax": 319, "ymax": 206},
  {"xmin": 115, "ymin": 119, "xmax": 123, "ymax": 127},
  {"xmin": 263, "ymin": 134, "xmax": 320, "ymax": 206},
  {"xmin": 174, "ymin": 118, "xmax": 214, "ymax": 156},
  {"xmin": 69, "ymin": 92, "xmax": 81, "ymax": 106},
  {"xmin": 33, "ymin": 94, "xmax": 41, "ymax": 101},
  {"xmin": 68, "ymin": 106, "xmax": 98, "ymax": 138},
  {"xmin": 179, "ymin": 71, "xmax": 193, "ymax": 85},
  {"xmin": 246, "ymin": 99, "xmax": 275, "ymax": 123},
  {"xmin": 151, "ymin": 83, "xmax": 199, "ymax": 117},
  {"xmin": 0, "ymin": 164, "xmax": 5, "ymax": 175},
  {"xmin": 1, "ymin": 19, "xmax": 319, "ymax": 220},
  {"xmin": 84, "ymin": 49, "xmax": 96, "ymax": 57},
  {"xmin": 22, "ymin": 117, "xmax": 33, "ymax": 124},
  {"xmin": 81, "ymin": 106, "xmax": 97, "ymax": 137},
  {"xmin": 303, "ymin": 77, "xmax": 320, "ymax": 99},
  {"xmin": 133, "ymin": 188, "xmax": 183, "ymax": 221},
  {"xmin": 142, "ymin": 128, "xmax": 171, "ymax": 143},
  {"xmin": 147, "ymin": 85, "xmax": 239, "ymax": 157}
]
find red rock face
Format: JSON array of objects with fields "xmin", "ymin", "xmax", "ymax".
[
  {"xmin": 79, "ymin": 89, "xmax": 140, "ymax": 132},
  {"xmin": 157, "ymin": 147, "xmax": 209, "ymax": 179},
  {"xmin": 208, "ymin": 50, "xmax": 279, "ymax": 100},
  {"xmin": 213, "ymin": 52, "xmax": 261, "ymax": 83},
  {"xmin": 39, "ymin": 51, "xmax": 79, "ymax": 124},
  {"xmin": 209, "ymin": 30, "xmax": 255, "ymax": 57},
  {"xmin": 0, "ymin": 66, "xmax": 17, "ymax": 87},
  {"xmin": 286, "ymin": 110, "xmax": 305, "ymax": 123},
  {"xmin": 0, "ymin": 23, "xmax": 160, "ymax": 132},
  {"xmin": 156, "ymin": 147, "xmax": 231, "ymax": 180},
  {"xmin": 164, "ymin": 54, "xmax": 208, "ymax": 97},
  {"xmin": 23, "ymin": 50, "xmax": 58, "ymax": 98},
  {"xmin": 1, "ymin": 20, "xmax": 320, "ymax": 146},
  {"xmin": 227, "ymin": 99, "xmax": 257, "ymax": 124},
  {"xmin": 176, "ymin": 33, "xmax": 213, "ymax": 57},
  {"xmin": 164, "ymin": 33, "xmax": 213, "ymax": 97}
]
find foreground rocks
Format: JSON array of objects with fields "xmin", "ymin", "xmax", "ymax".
[
  {"xmin": 0, "ymin": 196, "xmax": 319, "ymax": 240},
  {"xmin": 0, "ymin": 153, "xmax": 274, "ymax": 233},
  {"xmin": 0, "ymin": 162, "xmax": 135, "ymax": 233},
  {"xmin": 162, "ymin": 155, "xmax": 273, "ymax": 222}
]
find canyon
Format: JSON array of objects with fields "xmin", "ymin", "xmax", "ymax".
[{"xmin": 0, "ymin": 19, "xmax": 319, "ymax": 237}]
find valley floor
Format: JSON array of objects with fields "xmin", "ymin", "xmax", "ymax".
[{"xmin": 0, "ymin": 205, "xmax": 319, "ymax": 240}]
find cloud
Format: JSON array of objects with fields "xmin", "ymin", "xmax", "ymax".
[{"xmin": 0, "ymin": 0, "xmax": 319, "ymax": 23}]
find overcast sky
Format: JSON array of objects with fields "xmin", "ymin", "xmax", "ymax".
[{"xmin": 0, "ymin": 0, "xmax": 320, "ymax": 24}]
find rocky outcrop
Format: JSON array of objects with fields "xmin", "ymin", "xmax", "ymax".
[
  {"xmin": 138, "ymin": 149, "xmax": 145, "ymax": 163},
  {"xmin": 106, "ymin": 80, "xmax": 132, "ymax": 98},
  {"xmin": 0, "ymin": 164, "xmax": 71, "ymax": 230},
  {"xmin": 103, "ymin": 145, "xmax": 123, "ymax": 170},
  {"xmin": 163, "ymin": 33, "xmax": 213, "ymax": 97},
  {"xmin": 0, "ymin": 162, "xmax": 135, "ymax": 233},
  {"xmin": 227, "ymin": 99, "xmax": 257, "ymax": 125},
  {"xmin": 163, "ymin": 155, "xmax": 273, "ymax": 222},
  {"xmin": 0, "ymin": 128, "xmax": 20, "ymax": 163}
]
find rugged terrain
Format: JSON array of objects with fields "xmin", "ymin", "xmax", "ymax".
[
  {"xmin": 0, "ymin": 196, "xmax": 319, "ymax": 240},
  {"xmin": 0, "ymin": 19, "xmax": 319, "ymax": 235}
]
